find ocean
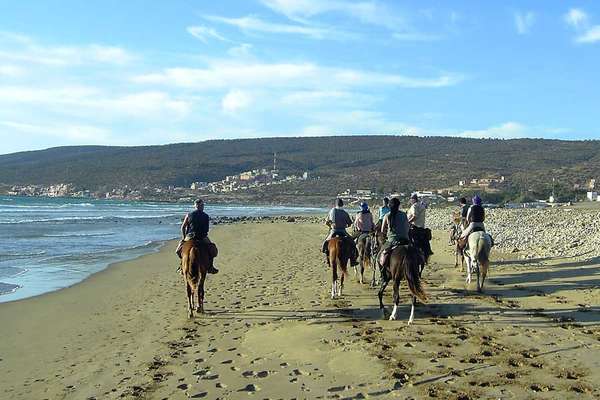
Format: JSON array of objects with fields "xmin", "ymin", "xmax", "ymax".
[{"xmin": 0, "ymin": 196, "xmax": 324, "ymax": 302}]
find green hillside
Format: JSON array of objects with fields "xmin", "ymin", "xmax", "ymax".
[{"xmin": 1, "ymin": 136, "xmax": 599, "ymax": 197}]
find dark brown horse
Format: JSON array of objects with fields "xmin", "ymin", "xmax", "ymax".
[
  {"xmin": 377, "ymin": 242, "xmax": 427, "ymax": 325},
  {"xmin": 327, "ymin": 236, "xmax": 351, "ymax": 299},
  {"xmin": 180, "ymin": 240, "xmax": 210, "ymax": 317}
]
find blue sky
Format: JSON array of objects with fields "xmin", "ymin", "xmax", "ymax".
[{"xmin": 1, "ymin": 0, "xmax": 599, "ymax": 154}]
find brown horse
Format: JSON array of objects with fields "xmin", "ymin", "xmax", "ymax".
[
  {"xmin": 327, "ymin": 236, "xmax": 351, "ymax": 299},
  {"xmin": 180, "ymin": 240, "xmax": 210, "ymax": 317},
  {"xmin": 378, "ymin": 244, "xmax": 427, "ymax": 325}
]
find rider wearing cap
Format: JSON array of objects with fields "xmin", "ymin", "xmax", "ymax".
[
  {"xmin": 353, "ymin": 201, "xmax": 375, "ymax": 239},
  {"xmin": 460, "ymin": 194, "xmax": 485, "ymax": 240}
]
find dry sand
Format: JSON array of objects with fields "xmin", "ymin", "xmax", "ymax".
[{"xmin": 1, "ymin": 221, "xmax": 599, "ymax": 399}]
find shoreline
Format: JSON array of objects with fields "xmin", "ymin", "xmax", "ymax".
[{"xmin": 0, "ymin": 213, "xmax": 323, "ymax": 303}]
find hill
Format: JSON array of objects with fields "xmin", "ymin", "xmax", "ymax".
[{"xmin": 1, "ymin": 136, "xmax": 600, "ymax": 198}]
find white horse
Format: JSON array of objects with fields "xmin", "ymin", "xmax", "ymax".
[{"xmin": 464, "ymin": 231, "xmax": 492, "ymax": 292}]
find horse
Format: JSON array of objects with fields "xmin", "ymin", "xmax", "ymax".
[
  {"xmin": 369, "ymin": 229, "xmax": 386, "ymax": 287},
  {"xmin": 464, "ymin": 231, "xmax": 492, "ymax": 292},
  {"xmin": 354, "ymin": 232, "xmax": 374, "ymax": 285},
  {"xmin": 450, "ymin": 222, "xmax": 465, "ymax": 270},
  {"xmin": 327, "ymin": 236, "xmax": 352, "ymax": 299},
  {"xmin": 180, "ymin": 240, "xmax": 210, "ymax": 317},
  {"xmin": 409, "ymin": 226, "xmax": 432, "ymax": 277},
  {"xmin": 378, "ymin": 244, "xmax": 427, "ymax": 325}
]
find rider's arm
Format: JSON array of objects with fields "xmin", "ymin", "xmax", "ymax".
[
  {"xmin": 180, "ymin": 215, "xmax": 189, "ymax": 239},
  {"xmin": 381, "ymin": 214, "xmax": 389, "ymax": 236},
  {"xmin": 466, "ymin": 207, "xmax": 473, "ymax": 223},
  {"xmin": 407, "ymin": 205, "xmax": 415, "ymax": 224}
]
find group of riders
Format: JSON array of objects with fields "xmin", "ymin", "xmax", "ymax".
[{"xmin": 175, "ymin": 194, "xmax": 489, "ymax": 277}]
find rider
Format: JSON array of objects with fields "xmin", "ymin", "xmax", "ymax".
[
  {"xmin": 378, "ymin": 197, "xmax": 390, "ymax": 224},
  {"xmin": 176, "ymin": 199, "xmax": 219, "ymax": 274},
  {"xmin": 407, "ymin": 193, "xmax": 433, "ymax": 257},
  {"xmin": 322, "ymin": 198, "xmax": 359, "ymax": 266},
  {"xmin": 352, "ymin": 201, "xmax": 374, "ymax": 239},
  {"xmin": 460, "ymin": 194, "xmax": 485, "ymax": 240},
  {"xmin": 459, "ymin": 197, "xmax": 469, "ymax": 228},
  {"xmin": 379, "ymin": 198, "xmax": 410, "ymax": 272}
]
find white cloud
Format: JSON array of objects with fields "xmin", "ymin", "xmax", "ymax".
[
  {"xmin": 0, "ymin": 120, "xmax": 110, "ymax": 141},
  {"xmin": 187, "ymin": 26, "xmax": 230, "ymax": 43},
  {"xmin": 261, "ymin": 0, "xmax": 403, "ymax": 29},
  {"xmin": 0, "ymin": 86, "xmax": 191, "ymax": 119},
  {"xmin": 0, "ymin": 64, "xmax": 23, "ymax": 77},
  {"xmin": 204, "ymin": 15, "xmax": 342, "ymax": 39},
  {"xmin": 300, "ymin": 110, "xmax": 423, "ymax": 136},
  {"xmin": 0, "ymin": 33, "xmax": 134, "ymax": 66},
  {"xmin": 576, "ymin": 25, "xmax": 600, "ymax": 43},
  {"xmin": 564, "ymin": 8, "xmax": 600, "ymax": 44},
  {"xmin": 565, "ymin": 8, "xmax": 588, "ymax": 29},
  {"xmin": 133, "ymin": 62, "xmax": 462, "ymax": 90},
  {"xmin": 221, "ymin": 89, "xmax": 252, "ymax": 113},
  {"xmin": 455, "ymin": 121, "xmax": 572, "ymax": 139},
  {"xmin": 514, "ymin": 11, "xmax": 535, "ymax": 35}
]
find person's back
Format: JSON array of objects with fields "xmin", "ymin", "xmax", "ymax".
[
  {"xmin": 329, "ymin": 207, "xmax": 352, "ymax": 232},
  {"xmin": 408, "ymin": 201, "xmax": 426, "ymax": 228},
  {"xmin": 468, "ymin": 204, "xmax": 485, "ymax": 224},
  {"xmin": 186, "ymin": 209, "xmax": 209, "ymax": 239},
  {"xmin": 385, "ymin": 211, "xmax": 409, "ymax": 243}
]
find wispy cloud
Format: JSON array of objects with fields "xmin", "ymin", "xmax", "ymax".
[
  {"xmin": 564, "ymin": 8, "xmax": 600, "ymax": 44},
  {"xmin": 133, "ymin": 62, "xmax": 463, "ymax": 90},
  {"xmin": 204, "ymin": 15, "xmax": 347, "ymax": 40},
  {"xmin": 0, "ymin": 120, "xmax": 110, "ymax": 141},
  {"xmin": 260, "ymin": 0, "xmax": 443, "ymax": 41},
  {"xmin": 514, "ymin": 11, "xmax": 535, "ymax": 35},
  {"xmin": 187, "ymin": 26, "xmax": 230, "ymax": 43},
  {"xmin": 565, "ymin": 8, "xmax": 588, "ymax": 29},
  {"xmin": 0, "ymin": 33, "xmax": 134, "ymax": 66}
]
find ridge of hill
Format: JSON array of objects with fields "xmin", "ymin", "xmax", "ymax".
[{"xmin": 1, "ymin": 136, "xmax": 599, "ymax": 197}]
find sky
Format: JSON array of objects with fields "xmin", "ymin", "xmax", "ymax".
[{"xmin": 1, "ymin": 0, "xmax": 600, "ymax": 154}]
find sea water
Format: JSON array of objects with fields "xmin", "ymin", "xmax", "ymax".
[{"xmin": 0, "ymin": 196, "xmax": 324, "ymax": 302}]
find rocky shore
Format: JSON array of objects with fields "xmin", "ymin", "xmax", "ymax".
[
  {"xmin": 212, "ymin": 208, "xmax": 600, "ymax": 261},
  {"xmin": 427, "ymin": 207, "xmax": 600, "ymax": 260}
]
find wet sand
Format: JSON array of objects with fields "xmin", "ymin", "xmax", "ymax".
[{"xmin": 1, "ymin": 221, "xmax": 599, "ymax": 399}]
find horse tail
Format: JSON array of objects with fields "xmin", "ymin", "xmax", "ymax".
[
  {"xmin": 476, "ymin": 234, "xmax": 489, "ymax": 264},
  {"xmin": 403, "ymin": 246, "xmax": 427, "ymax": 302},
  {"xmin": 185, "ymin": 245, "xmax": 200, "ymax": 286}
]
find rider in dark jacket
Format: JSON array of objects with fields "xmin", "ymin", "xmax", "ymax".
[{"xmin": 176, "ymin": 199, "xmax": 218, "ymax": 274}]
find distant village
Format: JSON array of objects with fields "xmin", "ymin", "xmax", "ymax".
[{"xmin": 4, "ymin": 169, "xmax": 600, "ymax": 208}]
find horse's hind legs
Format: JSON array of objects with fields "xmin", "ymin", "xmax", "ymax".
[
  {"xmin": 389, "ymin": 279, "xmax": 400, "ymax": 321},
  {"xmin": 186, "ymin": 284, "xmax": 194, "ymax": 318},
  {"xmin": 408, "ymin": 295, "xmax": 416, "ymax": 325},
  {"xmin": 378, "ymin": 276, "xmax": 390, "ymax": 317},
  {"xmin": 196, "ymin": 274, "xmax": 206, "ymax": 314}
]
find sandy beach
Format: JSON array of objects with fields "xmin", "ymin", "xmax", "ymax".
[{"xmin": 1, "ymin": 221, "xmax": 599, "ymax": 399}]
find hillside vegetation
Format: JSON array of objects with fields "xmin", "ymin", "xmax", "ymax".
[{"xmin": 1, "ymin": 136, "xmax": 599, "ymax": 197}]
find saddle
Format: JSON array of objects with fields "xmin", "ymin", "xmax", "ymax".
[
  {"xmin": 378, "ymin": 241, "xmax": 410, "ymax": 267},
  {"xmin": 190, "ymin": 240, "xmax": 219, "ymax": 258}
]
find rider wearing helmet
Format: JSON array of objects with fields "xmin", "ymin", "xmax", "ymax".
[
  {"xmin": 460, "ymin": 194, "xmax": 485, "ymax": 240},
  {"xmin": 353, "ymin": 201, "xmax": 374, "ymax": 239}
]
